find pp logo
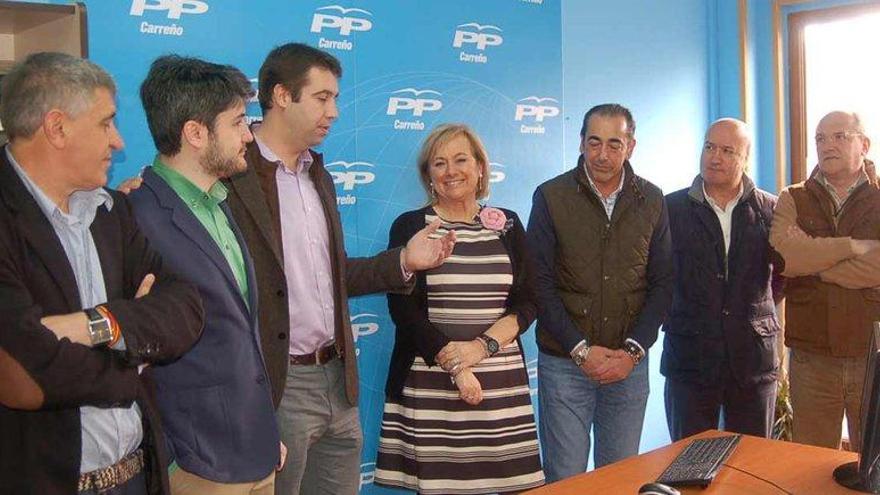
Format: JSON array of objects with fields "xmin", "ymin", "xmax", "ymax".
[
  {"xmin": 387, "ymin": 89, "xmax": 443, "ymax": 117},
  {"xmin": 130, "ymin": 0, "xmax": 208, "ymax": 19},
  {"xmin": 453, "ymin": 23, "xmax": 503, "ymax": 50},
  {"xmin": 327, "ymin": 161, "xmax": 376, "ymax": 191},
  {"xmin": 489, "ymin": 162, "xmax": 506, "ymax": 183},
  {"xmin": 350, "ymin": 313, "xmax": 380, "ymax": 343},
  {"xmin": 310, "ymin": 5, "xmax": 373, "ymax": 36},
  {"xmin": 515, "ymin": 97, "xmax": 560, "ymax": 122},
  {"xmin": 359, "ymin": 462, "xmax": 376, "ymax": 489}
]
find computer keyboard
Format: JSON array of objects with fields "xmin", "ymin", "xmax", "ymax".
[{"xmin": 656, "ymin": 434, "xmax": 742, "ymax": 487}]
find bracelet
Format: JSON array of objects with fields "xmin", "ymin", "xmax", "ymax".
[
  {"xmin": 96, "ymin": 305, "xmax": 121, "ymax": 347},
  {"xmin": 622, "ymin": 340, "xmax": 644, "ymax": 365},
  {"xmin": 474, "ymin": 337, "xmax": 490, "ymax": 359}
]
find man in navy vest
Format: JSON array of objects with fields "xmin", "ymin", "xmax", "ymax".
[
  {"xmin": 130, "ymin": 55, "xmax": 283, "ymax": 494},
  {"xmin": 662, "ymin": 118, "xmax": 783, "ymax": 440}
]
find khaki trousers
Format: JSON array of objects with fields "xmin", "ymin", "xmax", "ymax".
[
  {"xmin": 170, "ymin": 467, "xmax": 275, "ymax": 495},
  {"xmin": 790, "ymin": 348, "xmax": 867, "ymax": 451}
]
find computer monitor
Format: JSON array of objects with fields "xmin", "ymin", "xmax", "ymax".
[{"xmin": 833, "ymin": 322, "xmax": 880, "ymax": 493}]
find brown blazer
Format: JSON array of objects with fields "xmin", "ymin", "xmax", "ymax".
[
  {"xmin": 0, "ymin": 147, "xmax": 204, "ymax": 494},
  {"xmin": 226, "ymin": 142, "xmax": 412, "ymax": 406}
]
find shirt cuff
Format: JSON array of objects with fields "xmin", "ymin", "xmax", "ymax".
[{"xmin": 400, "ymin": 249, "xmax": 413, "ymax": 281}]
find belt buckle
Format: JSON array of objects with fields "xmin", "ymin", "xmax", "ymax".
[{"xmin": 315, "ymin": 345, "xmax": 327, "ymax": 365}]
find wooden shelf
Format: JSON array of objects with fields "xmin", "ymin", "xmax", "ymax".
[{"xmin": 0, "ymin": 1, "xmax": 87, "ymax": 74}]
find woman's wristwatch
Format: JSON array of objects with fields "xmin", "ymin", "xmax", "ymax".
[{"xmin": 476, "ymin": 334, "xmax": 500, "ymax": 357}]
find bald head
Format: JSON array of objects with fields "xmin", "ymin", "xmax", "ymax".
[
  {"xmin": 815, "ymin": 110, "xmax": 870, "ymax": 183},
  {"xmin": 701, "ymin": 118, "xmax": 751, "ymax": 193},
  {"xmin": 706, "ymin": 118, "xmax": 751, "ymax": 160}
]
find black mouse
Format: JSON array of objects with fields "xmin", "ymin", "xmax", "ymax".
[{"xmin": 638, "ymin": 482, "xmax": 680, "ymax": 495}]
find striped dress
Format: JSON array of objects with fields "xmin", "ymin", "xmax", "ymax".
[{"xmin": 375, "ymin": 210, "xmax": 544, "ymax": 494}]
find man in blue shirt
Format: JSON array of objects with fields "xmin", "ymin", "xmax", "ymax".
[{"xmin": 0, "ymin": 52, "xmax": 203, "ymax": 494}]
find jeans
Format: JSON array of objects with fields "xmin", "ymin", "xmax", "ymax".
[{"xmin": 538, "ymin": 351, "xmax": 649, "ymax": 483}]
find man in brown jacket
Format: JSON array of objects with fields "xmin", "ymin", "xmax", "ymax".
[
  {"xmin": 770, "ymin": 110, "xmax": 879, "ymax": 450},
  {"xmin": 224, "ymin": 44, "xmax": 454, "ymax": 495}
]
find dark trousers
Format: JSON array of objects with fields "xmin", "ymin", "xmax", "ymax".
[
  {"xmin": 79, "ymin": 471, "xmax": 148, "ymax": 495},
  {"xmin": 664, "ymin": 365, "xmax": 776, "ymax": 441}
]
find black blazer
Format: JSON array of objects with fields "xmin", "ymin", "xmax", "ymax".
[
  {"xmin": 384, "ymin": 206, "xmax": 537, "ymax": 398},
  {"xmin": 0, "ymin": 147, "xmax": 204, "ymax": 495}
]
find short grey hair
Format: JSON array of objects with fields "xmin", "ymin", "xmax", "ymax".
[{"xmin": 0, "ymin": 52, "xmax": 116, "ymax": 140}]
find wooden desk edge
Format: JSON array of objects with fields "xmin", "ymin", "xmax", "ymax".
[{"xmin": 525, "ymin": 430, "xmax": 859, "ymax": 494}]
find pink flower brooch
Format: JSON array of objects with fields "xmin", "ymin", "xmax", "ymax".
[{"xmin": 479, "ymin": 206, "xmax": 514, "ymax": 235}]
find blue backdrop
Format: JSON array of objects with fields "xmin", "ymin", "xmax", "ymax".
[{"xmin": 74, "ymin": 1, "xmax": 562, "ymax": 493}]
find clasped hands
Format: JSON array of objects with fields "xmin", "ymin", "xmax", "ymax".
[
  {"xmin": 436, "ymin": 340, "xmax": 487, "ymax": 406},
  {"xmin": 579, "ymin": 345, "xmax": 635, "ymax": 385}
]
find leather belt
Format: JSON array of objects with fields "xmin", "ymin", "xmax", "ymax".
[
  {"xmin": 289, "ymin": 343, "xmax": 339, "ymax": 366},
  {"xmin": 78, "ymin": 448, "xmax": 144, "ymax": 493}
]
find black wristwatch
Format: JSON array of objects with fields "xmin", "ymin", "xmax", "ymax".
[
  {"xmin": 477, "ymin": 334, "xmax": 500, "ymax": 357},
  {"xmin": 85, "ymin": 307, "xmax": 113, "ymax": 346}
]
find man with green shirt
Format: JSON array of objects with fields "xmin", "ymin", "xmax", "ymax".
[{"xmin": 129, "ymin": 55, "xmax": 284, "ymax": 495}]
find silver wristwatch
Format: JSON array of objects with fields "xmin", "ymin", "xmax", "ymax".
[
  {"xmin": 571, "ymin": 343, "xmax": 591, "ymax": 366},
  {"xmin": 85, "ymin": 307, "xmax": 113, "ymax": 346}
]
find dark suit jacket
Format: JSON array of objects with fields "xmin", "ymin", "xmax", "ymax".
[
  {"xmin": 0, "ymin": 147, "xmax": 204, "ymax": 495},
  {"xmin": 226, "ymin": 141, "xmax": 412, "ymax": 406},
  {"xmin": 129, "ymin": 168, "xmax": 279, "ymax": 482},
  {"xmin": 384, "ymin": 207, "xmax": 537, "ymax": 398}
]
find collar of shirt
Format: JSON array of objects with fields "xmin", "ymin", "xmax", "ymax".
[
  {"xmin": 253, "ymin": 128, "xmax": 313, "ymax": 174},
  {"xmin": 583, "ymin": 161, "xmax": 626, "ymax": 201},
  {"xmin": 151, "ymin": 156, "xmax": 227, "ymax": 208},
  {"xmin": 702, "ymin": 180, "xmax": 744, "ymax": 213},
  {"xmin": 5, "ymin": 146, "xmax": 113, "ymax": 224},
  {"xmin": 817, "ymin": 167, "xmax": 868, "ymax": 208}
]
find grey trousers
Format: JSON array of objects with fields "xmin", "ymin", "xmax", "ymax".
[{"xmin": 274, "ymin": 357, "xmax": 362, "ymax": 495}]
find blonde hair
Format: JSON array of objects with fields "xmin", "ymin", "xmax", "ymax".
[{"xmin": 417, "ymin": 123, "xmax": 490, "ymax": 202}]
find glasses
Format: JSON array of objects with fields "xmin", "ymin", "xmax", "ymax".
[
  {"xmin": 586, "ymin": 137, "xmax": 626, "ymax": 153},
  {"xmin": 703, "ymin": 142, "xmax": 742, "ymax": 160},
  {"xmin": 815, "ymin": 131, "xmax": 861, "ymax": 145}
]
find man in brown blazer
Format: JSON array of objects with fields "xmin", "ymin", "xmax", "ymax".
[
  {"xmin": 0, "ymin": 52, "xmax": 204, "ymax": 495},
  {"xmin": 224, "ymin": 44, "xmax": 454, "ymax": 495}
]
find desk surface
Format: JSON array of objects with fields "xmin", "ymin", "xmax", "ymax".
[{"xmin": 526, "ymin": 430, "xmax": 861, "ymax": 494}]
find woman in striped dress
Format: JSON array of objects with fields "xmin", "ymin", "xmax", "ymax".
[{"xmin": 375, "ymin": 124, "xmax": 544, "ymax": 494}]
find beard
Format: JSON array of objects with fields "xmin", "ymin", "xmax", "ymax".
[{"xmin": 200, "ymin": 138, "xmax": 244, "ymax": 179}]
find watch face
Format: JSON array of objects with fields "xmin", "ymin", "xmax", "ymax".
[
  {"xmin": 486, "ymin": 337, "xmax": 499, "ymax": 354},
  {"xmin": 89, "ymin": 319, "xmax": 112, "ymax": 344}
]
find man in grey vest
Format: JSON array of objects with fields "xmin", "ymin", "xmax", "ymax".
[{"xmin": 528, "ymin": 103, "xmax": 673, "ymax": 481}]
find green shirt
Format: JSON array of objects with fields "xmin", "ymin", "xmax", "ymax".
[{"xmin": 151, "ymin": 157, "xmax": 249, "ymax": 304}]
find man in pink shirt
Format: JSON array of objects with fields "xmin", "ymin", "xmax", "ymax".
[{"xmin": 224, "ymin": 43, "xmax": 454, "ymax": 495}]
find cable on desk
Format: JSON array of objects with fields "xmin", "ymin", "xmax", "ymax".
[{"xmin": 722, "ymin": 463, "xmax": 793, "ymax": 495}]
